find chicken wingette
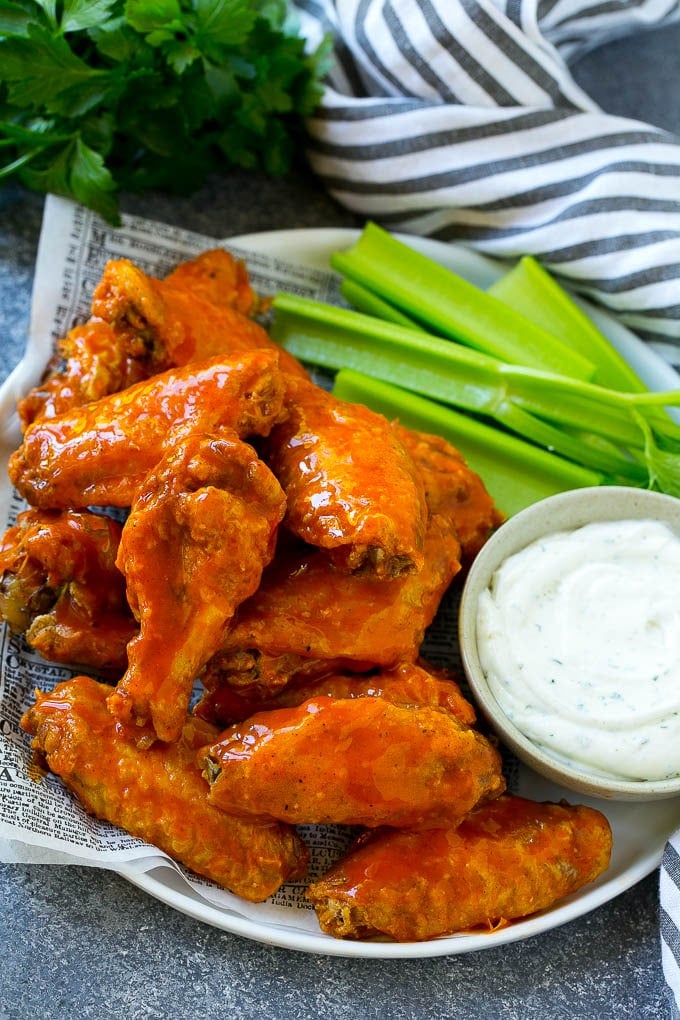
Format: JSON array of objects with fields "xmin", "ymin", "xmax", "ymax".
[
  {"xmin": 22, "ymin": 676, "xmax": 309, "ymax": 900},
  {"xmin": 18, "ymin": 249, "xmax": 306, "ymax": 429},
  {"xmin": 202, "ymin": 513, "xmax": 461, "ymax": 694},
  {"xmin": 201, "ymin": 696, "xmax": 504, "ymax": 829},
  {"xmin": 9, "ymin": 349, "xmax": 287, "ymax": 510},
  {"xmin": 264, "ymin": 376, "xmax": 428, "ymax": 577},
  {"xmin": 305, "ymin": 795, "xmax": 612, "ymax": 941},
  {"xmin": 108, "ymin": 428, "xmax": 286, "ymax": 743},
  {"xmin": 196, "ymin": 659, "xmax": 476, "ymax": 729},
  {"xmin": 0, "ymin": 508, "xmax": 135, "ymax": 672}
]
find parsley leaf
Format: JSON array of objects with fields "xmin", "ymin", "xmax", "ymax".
[
  {"xmin": 68, "ymin": 136, "xmax": 119, "ymax": 220},
  {"xmin": 192, "ymin": 0, "xmax": 256, "ymax": 51},
  {"xmin": 32, "ymin": 0, "xmax": 57, "ymax": 30},
  {"xmin": 0, "ymin": 0, "xmax": 330, "ymax": 222},
  {"xmin": 0, "ymin": 1, "xmax": 47, "ymax": 36},
  {"xmin": 123, "ymin": 0, "xmax": 183, "ymax": 33},
  {"xmin": 61, "ymin": 0, "xmax": 119, "ymax": 33},
  {"xmin": 2, "ymin": 26, "xmax": 112, "ymax": 112}
]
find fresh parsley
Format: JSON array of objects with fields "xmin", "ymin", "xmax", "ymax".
[{"xmin": 0, "ymin": 0, "xmax": 332, "ymax": 223}]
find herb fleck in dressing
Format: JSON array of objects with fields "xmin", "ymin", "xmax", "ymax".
[{"xmin": 476, "ymin": 519, "xmax": 680, "ymax": 782}]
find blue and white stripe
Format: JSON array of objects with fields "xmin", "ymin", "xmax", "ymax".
[{"xmin": 292, "ymin": 0, "xmax": 680, "ymax": 367}]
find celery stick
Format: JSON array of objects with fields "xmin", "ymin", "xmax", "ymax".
[
  {"xmin": 330, "ymin": 222, "xmax": 596, "ymax": 380},
  {"xmin": 505, "ymin": 371, "xmax": 680, "ymax": 449},
  {"xmin": 332, "ymin": 370, "xmax": 603, "ymax": 516},
  {"xmin": 272, "ymin": 293, "xmax": 502, "ymax": 418},
  {"xmin": 489, "ymin": 401, "xmax": 647, "ymax": 483},
  {"xmin": 340, "ymin": 278, "xmax": 422, "ymax": 329},
  {"xmin": 489, "ymin": 256, "xmax": 647, "ymax": 392},
  {"xmin": 271, "ymin": 293, "xmax": 680, "ymax": 454}
]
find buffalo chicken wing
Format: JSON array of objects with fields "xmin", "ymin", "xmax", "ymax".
[
  {"xmin": 195, "ymin": 659, "xmax": 477, "ymax": 729},
  {"xmin": 18, "ymin": 249, "xmax": 305, "ymax": 430},
  {"xmin": 162, "ymin": 248, "xmax": 259, "ymax": 315},
  {"xmin": 90, "ymin": 255, "xmax": 307, "ymax": 379},
  {"xmin": 264, "ymin": 376, "xmax": 428, "ymax": 577},
  {"xmin": 202, "ymin": 512, "xmax": 461, "ymax": 694},
  {"xmin": 22, "ymin": 676, "xmax": 309, "ymax": 900},
  {"xmin": 306, "ymin": 794, "xmax": 612, "ymax": 941},
  {"xmin": 9, "ymin": 349, "xmax": 286, "ymax": 510},
  {"xmin": 0, "ymin": 508, "xmax": 135, "ymax": 672},
  {"xmin": 17, "ymin": 320, "xmax": 151, "ymax": 429},
  {"xmin": 201, "ymin": 696, "xmax": 504, "ymax": 829},
  {"xmin": 108, "ymin": 428, "xmax": 286, "ymax": 743},
  {"xmin": 395, "ymin": 426, "xmax": 504, "ymax": 564}
]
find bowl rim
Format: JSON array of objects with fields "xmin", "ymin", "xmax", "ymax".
[{"xmin": 459, "ymin": 485, "xmax": 680, "ymax": 801}]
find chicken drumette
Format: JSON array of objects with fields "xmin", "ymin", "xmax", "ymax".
[
  {"xmin": 108, "ymin": 427, "xmax": 286, "ymax": 743},
  {"xmin": 0, "ymin": 508, "xmax": 135, "ymax": 672}
]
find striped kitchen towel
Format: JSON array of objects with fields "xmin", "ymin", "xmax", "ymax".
[
  {"xmin": 662, "ymin": 839, "xmax": 680, "ymax": 1017},
  {"xmin": 291, "ymin": 0, "xmax": 680, "ymax": 372}
]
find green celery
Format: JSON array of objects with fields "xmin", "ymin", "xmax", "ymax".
[
  {"xmin": 483, "ymin": 401, "xmax": 647, "ymax": 483},
  {"xmin": 330, "ymin": 222, "xmax": 597, "ymax": 380},
  {"xmin": 271, "ymin": 293, "xmax": 680, "ymax": 476},
  {"xmin": 488, "ymin": 256, "xmax": 648, "ymax": 392},
  {"xmin": 332, "ymin": 370, "xmax": 603, "ymax": 516},
  {"xmin": 340, "ymin": 277, "xmax": 422, "ymax": 329}
]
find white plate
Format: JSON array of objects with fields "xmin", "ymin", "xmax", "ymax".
[{"xmin": 6, "ymin": 227, "xmax": 680, "ymax": 959}]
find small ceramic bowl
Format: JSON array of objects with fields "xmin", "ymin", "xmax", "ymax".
[{"xmin": 459, "ymin": 485, "xmax": 680, "ymax": 801}]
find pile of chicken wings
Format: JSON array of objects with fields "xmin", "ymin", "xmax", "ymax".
[{"xmin": 2, "ymin": 249, "xmax": 612, "ymax": 941}]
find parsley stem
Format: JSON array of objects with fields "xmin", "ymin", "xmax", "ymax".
[{"xmin": 0, "ymin": 150, "xmax": 42, "ymax": 178}]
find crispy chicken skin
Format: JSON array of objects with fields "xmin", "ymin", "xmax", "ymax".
[
  {"xmin": 201, "ymin": 696, "xmax": 504, "ymax": 828},
  {"xmin": 108, "ymin": 428, "xmax": 286, "ymax": 743},
  {"xmin": 17, "ymin": 320, "xmax": 151, "ymax": 429},
  {"xmin": 202, "ymin": 424, "xmax": 499, "ymax": 697},
  {"xmin": 9, "ymin": 349, "xmax": 287, "ymax": 510},
  {"xmin": 163, "ymin": 248, "xmax": 259, "ymax": 315},
  {"xmin": 264, "ymin": 376, "xmax": 428, "ymax": 577},
  {"xmin": 18, "ymin": 250, "xmax": 306, "ymax": 430},
  {"xmin": 395, "ymin": 425, "xmax": 504, "ymax": 564},
  {"xmin": 305, "ymin": 795, "xmax": 612, "ymax": 942},
  {"xmin": 91, "ymin": 256, "xmax": 308, "ymax": 379},
  {"xmin": 21, "ymin": 677, "xmax": 309, "ymax": 900},
  {"xmin": 196, "ymin": 659, "xmax": 476, "ymax": 729},
  {"xmin": 203, "ymin": 513, "xmax": 461, "ymax": 693},
  {"xmin": 0, "ymin": 509, "xmax": 136, "ymax": 672}
]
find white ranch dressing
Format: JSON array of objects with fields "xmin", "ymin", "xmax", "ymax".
[{"xmin": 476, "ymin": 518, "xmax": 680, "ymax": 782}]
